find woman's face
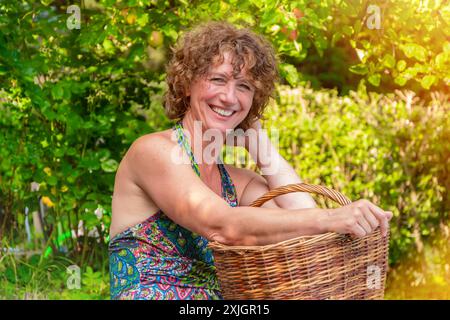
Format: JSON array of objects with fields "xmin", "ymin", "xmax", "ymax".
[{"xmin": 186, "ymin": 51, "xmax": 255, "ymax": 133}]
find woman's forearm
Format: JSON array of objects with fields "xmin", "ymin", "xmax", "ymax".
[
  {"xmin": 249, "ymin": 129, "xmax": 316, "ymax": 209},
  {"xmin": 213, "ymin": 205, "xmax": 328, "ymax": 246},
  {"xmin": 211, "ymin": 198, "xmax": 392, "ymax": 246}
]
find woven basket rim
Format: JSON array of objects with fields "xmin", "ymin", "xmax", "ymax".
[
  {"xmin": 208, "ymin": 182, "xmax": 388, "ymax": 253},
  {"xmin": 208, "ymin": 182, "xmax": 353, "ymax": 252},
  {"xmin": 207, "ymin": 230, "xmax": 371, "ymax": 252},
  {"xmin": 207, "ymin": 232, "xmax": 331, "ymax": 252}
]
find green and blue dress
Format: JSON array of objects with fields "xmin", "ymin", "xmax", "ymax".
[{"xmin": 109, "ymin": 121, "xmax": 238, "ymax": 299}]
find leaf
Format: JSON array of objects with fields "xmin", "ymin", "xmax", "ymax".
[
  {"xmin": 342, "ymin": 26, "xmax": 353, "ymax": 36},
  {"xmin": 161, "ymin": 25, "xmax": 178, "ymax": 41},
  {"xmin": 41, "ymin": 139, "xmax": 49, "ymax": 148},
  {"xmin": 249, "ymin": 0, "xmax": 263, "ymax": 8},
  {"xmin": 353, "ymin": 19, "xmax": 362, "ymax": 34},
  {"xmin": 383, "ymin": 54, "xmax": 395, "ymax": 68},
  {"xmin": 101, "ymin": 159, "xmax": 118, "ymax": 173},
  {"xmin": 280, "ymin": 64, "xmax": 299, "ymax": 86},
  {"xmin": 435, "ymin": 52, "xmax": 449, "ymax": 70},
  {"xmin": 349, "ymin": 64, "xmax": 368, "ymax": 75},
  {"xmin": 368, "ymin": 73, "xmax": 381, "ymax": 86},
  {"xmin": 40, "ymin": 0, "xmax": 54, "ymax": 5},
  {"xmin": 260, "ymin": 9, "xmax": 283, "ymax": 28},
  {"xmin": 137, "ymin": 13, "xmax": 149, "ymax": 27},
  {"xmin": 400, "ymin": 43, "xmax": 427, "ymax": 62},
  {"xmin": 443, "ymin": 42, "xmax": 450, "ymax": 53},
  {"xmin": 403, "ymin": 67, "xmax": 418, "ymax": 78},
  {"xmin": 314, "ymin": 40, "xmax": 325, "ymax": 57},
  {"xmin": 397, "ymin": 60, "xmax": 407, "ymax": 72},
  {"xmin": 394, "ymin": 76, "xmax": 407, "ymax": 86},
  {"xmin": 293, "ymin": 40, "xmax": 302, "ymax": 53},
  {"xmin": 331, "ymin": 32, "xmax": 342, "ymax": 47},
  {"xmin": 98, "ymin": 149, "xmax": 111, "ymax": 162},
  {"xmin": 85, "ymin": 266, "xmax": 94, "ymax": 275},
  {"xmin": 102, "ymin": 39, "xmax": 115, "ymax": 55},
  {"xmin": 420, "ymin": 75, "xmax": 436, "ymax": 89},
  {"xmin": 51, "ymin": 85, "xmax": 64, "ymax": 100},
  {"xmin": 47, "ymin": 176, "xmax": 58, "ymax": 186},
  {"xmin": 0, "ymin": 65, "xmax": 7, "ymax": 75}
]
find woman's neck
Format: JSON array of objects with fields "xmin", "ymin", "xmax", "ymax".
[{"xmin": 180, "ymin": 115, "xmax": 224, "ymax": 176}]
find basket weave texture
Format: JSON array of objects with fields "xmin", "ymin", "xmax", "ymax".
[{"xmin": 208, "ymin": 183, "xmax": 389, "ymax": 300}]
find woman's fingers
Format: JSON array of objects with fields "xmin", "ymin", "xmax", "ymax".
[
  {"xmin": 361, "ymin": 206, "xmax": 380, "ymax": 230},
  {"xmin": 356, "ymin": 214, "xmax": 373, "ymax": 235},
  {"xmin": 331, "ymin": 200, "xmax": 394, "ymax": 238},
  {"xmin": 366, "ymin": 202, "xmax": 390, "ymax": 236},
  {"xmin": 385, "ymin": 211, "xmax": 393, "ymax": 220},
  {"xmin": 352, "ymin": 224, "xmax": 367, "ymax": 238}
]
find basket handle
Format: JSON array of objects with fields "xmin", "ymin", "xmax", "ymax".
[{"xmin": 249, "ymin": 183, "xmax": 352, "ymax": 208}]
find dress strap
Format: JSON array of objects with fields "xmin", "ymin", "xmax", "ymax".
[
  {"xmin": 173, "ymin": 121, "xmax": 238, "ymax": 206},
  {"xmin": 173, "ymin": 121, "xmax": 200, "ymax": 177},
  {"xmin": 218, "ymin": 164, "xmax": 239, "ymax": 207}
]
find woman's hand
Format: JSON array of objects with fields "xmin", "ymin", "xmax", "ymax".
[
  {"xmin": 248, "ymin": 118, "xmax": 262, "ymax": 131},
  {"xmin": 323, "ymin": 199, "xmax": 393, "ymax": 238},
  {"xmin": 228, "ymin": 119, "xmax": 263, "ymax": 151}
]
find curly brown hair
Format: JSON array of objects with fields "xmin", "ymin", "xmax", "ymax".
[{"xmin": 164, "ymin": 21, "xmax": 279, "ymax": 130}]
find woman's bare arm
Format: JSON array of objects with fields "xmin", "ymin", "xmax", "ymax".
[
  {"xmin": 128, "ymin": 133, "xmax": 392, "ymax": 247},
  {"xmin": 243, "ymin": 121, "xmax": 317, "ymax": 209}
]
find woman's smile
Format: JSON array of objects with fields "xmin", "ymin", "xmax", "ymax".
[{"xmin": 208, "ymin": 104, "xmax": 236, "ymax": 118}]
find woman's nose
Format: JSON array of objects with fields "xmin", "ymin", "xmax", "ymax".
[{"xmin": 220, "ymin": 83, "xmax": 238, "ymax": 106}]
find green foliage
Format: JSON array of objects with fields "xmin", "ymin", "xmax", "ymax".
[
  {"xmin": 269, "ymin": 85, "xmax": 449, "ymax": 264},
  {"xmin": 0, "ymin": 0, "xmax": 448, "ymax": 298},
  {"xmin": 0, "ymin": 0, "xmax": 171, "ymax": 260},
  {"xmin": 0, "ymin": 235, "xmax": 109, "ymax": 299},
  {"xmin": 0, "ymin": 248, "xmax": 109, "ymax": 299},
  {"xmin": 333, "ymin": 0, "xmax": 450, "ymax": 94},
  {"xmin": 385, "ymin": 223, "xmax": 450, "ymax": 299}
]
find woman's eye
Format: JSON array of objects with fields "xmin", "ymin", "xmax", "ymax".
[
  {"xmin": 211, "ymin": 78, "xmax": 225, "ymax": 83},
  {"xmin": 239, "ymin": 84, "xmax": 251, "ymax": 90}
]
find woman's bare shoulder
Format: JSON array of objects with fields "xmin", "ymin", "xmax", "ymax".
[
  {"xmin": 119, "ymin": 129, "xmax": 178, "ymax": 175},
  {"xmin": 127, "ymin": 128, "xmax": 176, "ymax": 156},
  {"xmin": 131, "ymin": 129, "xmax": 174, "ymax": 149}
]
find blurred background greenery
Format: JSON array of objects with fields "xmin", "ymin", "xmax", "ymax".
[{"xmin": 0, "ymin": 0, "xmax": 448, "ymax": 299}]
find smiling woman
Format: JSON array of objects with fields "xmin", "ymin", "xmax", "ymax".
[
  {"xmin": 181, "ymin": 51, "xmax": 256, "ymax": 135},
  {"xmin": 164, "ymin": 21, "xmax": 279, "ymax": 131},
  {"xmin": 108, "ymin": 21, "xmax": 392, "ymax": 300}
]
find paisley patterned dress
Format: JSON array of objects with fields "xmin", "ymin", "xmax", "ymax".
[{"xmin": 109, "ymin": 122, "xmax": 238, "ymax": 300}]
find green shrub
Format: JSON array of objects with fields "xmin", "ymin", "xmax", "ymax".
[
  {"xmin": 268, "ymin": 84, "xmax": 449, "ymax": 264},
  {"xmin": 0, "ymin": 0, "xmax": 448, "ymax": 297}
]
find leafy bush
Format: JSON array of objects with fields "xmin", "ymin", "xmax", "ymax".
[
  {"xmin": 0, "ymin": 0, "xmax": 448, "ymax": 297},
  {"xmin": 268, "ymin": 84, "xmax": 449, "ymax": 264},
  {"xmin": 0, "ymin": 240, "xmax": 109, "ymax": 299}
]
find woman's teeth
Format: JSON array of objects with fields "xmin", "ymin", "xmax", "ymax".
[{"xmin": 210, "ymin": 105, "xmax": 235, "ymax": 117}]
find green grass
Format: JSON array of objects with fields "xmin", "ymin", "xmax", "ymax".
[
  {"xmin": 0, "ymin": 251, "xmax": 109, "ymax": 300},
  {"xmin": 385, "ymin": 223, "xmax": 450, "ymax": 299},
  {"xmin": 2, "ymin": 223, "xmax": 449, "ymax": 300}
]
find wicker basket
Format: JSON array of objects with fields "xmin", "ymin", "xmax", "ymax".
[{"xmin": 208, "ymin": 183, "xmax": 389, "ymax": 300}]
